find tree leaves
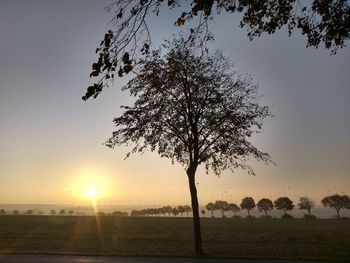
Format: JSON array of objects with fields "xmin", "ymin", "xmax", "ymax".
[{"xmin": 105, "ymin": 38, "xmax": 272, "ymax": 176}]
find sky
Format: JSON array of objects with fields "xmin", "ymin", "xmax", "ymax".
[{"xmin": 0, "ymin": 0, "xmax": 349, "ymax": 208}]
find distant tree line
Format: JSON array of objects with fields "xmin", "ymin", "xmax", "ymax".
[
  {"xmin": 1, "ymin": 194, "xmax": 349, "ymax": 219},
  {"xmin": 204, "ymin": 194, "xmax": 350, "ymax": 219},
  {"xmin": 130, "ymin": 205, "xmax": 192, "ymax": 217}
]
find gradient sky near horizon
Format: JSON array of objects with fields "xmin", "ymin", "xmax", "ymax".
[{"xmin": 0, "ymin": 0, "xmax": 349, "ymax": 207}]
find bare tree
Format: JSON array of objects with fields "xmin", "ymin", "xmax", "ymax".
[{"xmin": 104, "ymin": 38, "xmax": 272, "ymax": 254}]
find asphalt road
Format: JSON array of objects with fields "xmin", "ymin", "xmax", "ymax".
[{"xmin": 0, "ymin": 255, "xmax": 334, "ymax": 263}]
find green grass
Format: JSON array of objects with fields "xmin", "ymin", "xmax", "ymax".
[{"xmin": 0, "ymin": 216, "xmax": 349, "ymax": 261}]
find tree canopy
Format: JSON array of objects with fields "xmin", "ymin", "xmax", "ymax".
[
  {"xmin": 321, "ymin": 194, "xmax": 350, "ymax": 219},
  {"xmin": 240, "ymin": 197, "xmax": 256, "ymax": 216},
  {"xmin": 83, "ymin": 0, "xmax": 350, "ymax": 100},
  {"xmin": 257, "ymin": 198, "xmax": 274, "ymax": 216},
  {"xmin": 298, "ymin": 196, "xmax": 315, "ymax": 216},
  {"xmin": 274, "ymin": 197, "xmax": 294, "ymax": 216}
]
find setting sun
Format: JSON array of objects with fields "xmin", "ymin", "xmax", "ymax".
[{"xmin": 85, "ymin": 185, "xmax": 96, "ymax": 198}]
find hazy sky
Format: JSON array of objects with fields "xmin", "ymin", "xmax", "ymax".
[{"xmin": 0, "ymin": 0, "xmax": 349, "ymax": 207}]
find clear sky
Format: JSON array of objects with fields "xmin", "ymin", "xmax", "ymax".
[{"xmin": 0, "ymin": 0, "xmax": 349, "ymax": 207}]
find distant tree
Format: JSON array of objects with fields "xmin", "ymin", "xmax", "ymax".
[
  {"xmin": 172, "ymin": 207, "xmax": 179, "ymax": 217},
  {"xmin": 201, "ymin": 209, "xmax": 206, "ymax": 216},
  {"xmin": 13, "ymin": 210, "xmax": 19, "ymax": 215},
  {"xmin": 214, "ymin": 200, "xmax": 230, "ymax": 218},
  {"xmin": 240, "ymin": 197, "xmax": 256, "ymax": 216},
  {"xmin": 228, "ymin": 203, "xmax": 240, "ymax": 217},
  {"xmin": 24, "ymin": 210, "xmax": 33, "ymax": 215},
  {"xmin": 257, "ymin": 198, "xmax": 274, "ymax": 216},
  {"xmin": 183, "ymin": 205, "xmax": 192, "ymax": 217},
  {"xmin": 68, "ymin": 210, "xmax": 74, "ymax": 216},
  {"xmin": 164, "ymin": 206, "xmax": 172, "ymax": 217},
  {"xmin": 274, "ymin": 197, "xmax": 294, "ymax": 217},
  {"xmin": 206, "ymin": 202, "xmax": 215, "ymax": 218},
  {"xmin": 177, "ymin": 205, "xmax": 185, "ymax": 217},
  {"xmin": 91, "ymin": 38, "xmax": 272, "ymax": 255},
  {"xmin": 321, "ymin": 194, "xmax": 350, "ymax": 220},
  {"xmin": 112, "ymin": 210, "xmax": 128, "ymax": 217},
  {"xmin": 298, "ymin": 196, "xmax": 315, "ymax": 216},
  {"xmin": 50, "ymin": 209, "xmax": 56, "ymax": 215},
  {"xmin": 0, "ymin": 209, "xmax": 5, "ymax": 215},
  {"xmin": 59, "ymin": 209, "xmax": 66, "ymax": 215}
]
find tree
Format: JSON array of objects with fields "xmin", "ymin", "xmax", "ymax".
[
  {"xmin": 13, "ymin": 210, "xmax": 19, "ymax": 215},
  {"xmin": 84, "ymin": 0, "xmax": 350, "ymax": 100},
  {"xmin": 172, "ymin": 207, "xmax": 179, "ymax": 217},
  {"xmin": 214, "ymin": 200, "xmax": 230, "ymax": 218},
  {"xmin": 164, "ymin": 206, "xmax": 172, "ymax": 217},
  {"xmin": 0, "ymin": 209, "xmax": 5, "ymax": 215},
  {"xmin": 321, "ymin": 194, "xmax": 350, "ymax": 220},
  {"xmin": 177, "ymin": 205, "xmax": 185, "ymax": 216},
  {"xmin": 201, "ymin": 209, "xmax": 206, "ymax": 216},
  {"xmin": 274, "ymin": 197, "xmax": 294, "ymax": 217},
  {"xmin": 240, "ymin": 197, "xmax": 256, "ymax": 216},
  {"xmin": 183, "ymin": 205, "xmax": 192, "ymax": 217},
  {"xmin": 59, "ymin": 209, "xmax": 66, "ymax": 215},
  {"xmin": 257, "ymin": 198, "xmax": 274, "ymax": 216},
  {"xmin": 104, "ymin": 39, "xmax": 271, "ymax": 254},
  {"xmin": 206, "ymin": 202, "xmax": 215, "ymax": 218},
  {"xmin": 298, "ymin": 196, "xmax": 315, "ymax": 216},
  {"xmin": 50, "ymin": 209, "xmax": 56, "ymax": 215},
  {"xmin": 68, "ymin": 210, "xmax": 74, "ymax": 216},
  {"xmin": 228, "ymin": 203, "xmax": 240, "ymax": 217}
]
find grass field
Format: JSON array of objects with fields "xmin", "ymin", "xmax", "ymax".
[{"xmin": 0, "ymin": 216, "xmax": 349, "ymax": 261}]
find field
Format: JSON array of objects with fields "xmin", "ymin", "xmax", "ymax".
[{"xmin": 0, "ymin": 216, "xmax": 349, "ymax": 261}]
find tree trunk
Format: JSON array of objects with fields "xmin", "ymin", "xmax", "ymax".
[
  {"xmin": 336, "ymin": 209, "xmax": 340, "ymax": 220},
  {"xmin": 187, "ymin": 166, "xmax": 204, "ymax": 255},
  {"xmin": 264, "ymin": 210, "xmax": 267, "ymax": 216}
]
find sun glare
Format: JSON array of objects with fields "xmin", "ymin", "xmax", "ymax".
[{"xmin": 86, "ymin": 184, "xmax": 96, "ymax": 198}]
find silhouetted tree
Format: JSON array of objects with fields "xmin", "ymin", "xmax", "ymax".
[
  {"xmin": 240, "ymin": 197, "xmax": 256, "ymax": 217},
  {"xmin": 214, "ymin": 200, "xmax": 229, "ymax": 218},
  {"xmin": 274, "ymin": 197, "xmax": 294, "ymax": 217},
  {"xmin": 68, "ymin": 210, "xmax": 74, "ymax": 216},
  {"xmin": 206, "ymin": 202, "xmax": 215, "ymax": 218},
  {"xmin": 172, "ymin": 207, "xmax": 179, "ymax": 217},
  {"xmin": 24, "ymin": 210, "xmax": 33, "ymax": 215},
  {"xmin": 201, "ymin": 209, "xmax": 206, "ymax": 216},
  {"xmin": 84, "ymin": 0, "xmax": 350, "ymax": 100},
  {"xmin": 183, "ymin": 205, "xmax": 192, "ymax": 217},
  {"xmin": 59, "ymin": 209, "xmax": 66, "ymax": 215},
  {"xmin": 50, "ymin": 209, "xmax": 56, "ymax": 215},
  {"xmin": 13, "ymin": 210, "xmax": 19, "ymax": 215},
  {"xmin": 164, "ymin": 206, "xmax": 172, "ymax": 217},
  {"xmin": 257, "ymin": 198, "xmax": 274, "ymax": 216},
  {"xmin": 0, "ymin": 209, "xmax": 5, "ymax": 215},
  {"xmin": 177, "ymin": 205, "xmax": 185, "ymax": 216},
  {"xmin": 321, "ymin": 194, "xmax": 350, "ymax": 220},
  {"xmin": 103, "ymin": 39, "xmax": 271, "ymax": 254},
  {"xmin": 228, "ymin": 203, "xmax": 240, "ymax": 217},
  {"xmin": 298, "ymin": 196, "xmax": 315, "ymax": 216}
]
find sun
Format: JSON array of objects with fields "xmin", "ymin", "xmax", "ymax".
[{"xmin": 85, "ymin": 184, "xmax": 96, "ymax": 198}]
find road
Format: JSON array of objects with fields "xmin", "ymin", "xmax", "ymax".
[{"xmin": 0, "ymin": 255, "xmax": 334, "ymax": 263}]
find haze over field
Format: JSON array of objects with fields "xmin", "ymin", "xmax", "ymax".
[{"xmin": 0, "ymin": 0, "xmax": 349, "ymax": 207}]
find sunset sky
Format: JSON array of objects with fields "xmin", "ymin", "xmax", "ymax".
[{"xmin": 0, "ymin": 0, "xmax": 349, "ymax": 207}]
